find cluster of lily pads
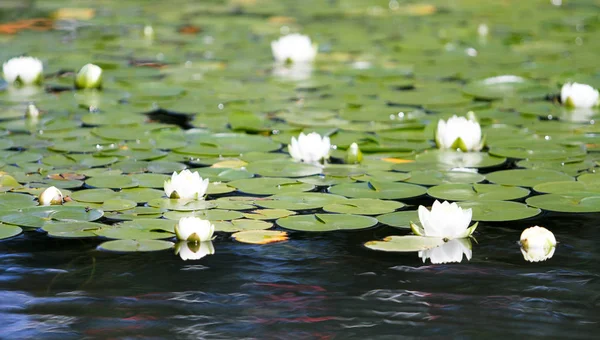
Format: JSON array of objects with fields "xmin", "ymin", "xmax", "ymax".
[{"xmin": 1, "ymin": 0, "xmax": 598, "ymax": 263}]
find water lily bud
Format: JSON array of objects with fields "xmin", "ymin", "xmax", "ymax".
[
  {"xmin": 164, "ymin": 169, "xmax": 209, "ymax": 200},
  {"xmin": 39, "ymin": 186, "xmax": 64, "ymax": 206},
  {"xmin": 175, "ymin": 216, "xmax": 215, "ymax": 242},
  {"xmin": 435, "ymin": 115, "xmax": 483, "ymax": 152},
  {"xmin": 26, "ymin": 103, "xmax": 40, "ymax": 118},
  {"xmin": 288, "ymin": 132, "xmax": 331, "ymax": 164},
  {"xmin": 143, "ymin": 25, "xmax": 155, "ymax": 39},
  {"xmin": 561, "ymin": 82, "xmax": 599, "ymax": 109},
  {"xmin": 411, "ymin": 200, "xmax": 478, "ymax": 239},
  {"xmin": 345, "ymin": 142, "xmax": 363, "ymax": 164},
  {"xmin": 271, "ymin": 34, "xmax": 317, "ymax": 64},
  {"xmin": 520, "ymin": 226, "xmax": 556, "ymax": 262},
  {"xmin": 175, "ymin": 241, "xmax": 214, "ymax": 261},
  {"xmin": 75, "ymin": 63, "xmax": 103, "ymax": 89},
  {"xmin": 2, "ymin": 56, "xmax": 43, "ymax": 86}
]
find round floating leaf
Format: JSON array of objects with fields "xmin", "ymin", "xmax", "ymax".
[
  {"xmin": 376, "ymin": 210, "xmax": 419, "ymax": 229},
  {"xmin": 163, "ymin": 209, "xmax": 243, "ymax": 221},
  {"xmin": 329, "ymin": 181, "xmax": 426, "ymax": 199},
  {"xmin": 206, "ymin": 182, "xmax": 236, "ymax": 195},
  {"xmin": 245, "ymin": 160, "xmax": 322, "ymax": 178},
  {"xmin": 232, "ymin": 230, "xmax": 288, "ymax": 244},
  {"xmin": 0, "ymin": 224, "xmax": 22, "ymax": 240},
  {"xmin": 0, "ymin": 193, "xmax": 37, "ymax": 209},
  {"xmin": 147, "ymin": 198, "xmax": 216, "ymax": 211},
  {"xmin": 463, "ymin": 76, "xmax": 543, "ymax": 100},
  {"xmin": 532, "ymin": 181, "xmax": 598, "ymax": 194},
  {"xmin": 71, "ymin": 188, "xmax": 118, "ymax": 203},
  {"xmin": 229, "ymin": 177, "xmax": 314, "ymax": 195},
  {"xmin": 364, "ymin": 235, "xmax": 445, "ymax": 252},
  {"xmin": 86, "ymin": 175, "xmax": 139, "ymax": 189},
  {"xmin": 405, "ymin": 170, "xmax": 485, "ymax": 186},
  {"xmin": 129, "ymin": 173, "xmax": 170, "ymax": 188},
  {"xmin": 104, "ymin": 206, "xmax": 165, "ymax": 221},
  {"xmin": 215, "ymin": 219, "xmax": 273, "ymax": 232},
  {"xmin": 100, "ymin": 199, "xmax": 138, "ymax": 212},
  {"xmin": 94, "ymin": 225, "xmax": 174, "ymax": 240},
  {"xmin": 98, "ymin": 239, "xmax": 174, "ymax": 252},
  {"xmin": 43, "ymin": 222, "xmax": 104, "ymax": 238},
  {"xmin": 457, "ymin": 200, "xmax": 541, "ymax": 221},
  {"xmin": 50, "ymin": 206, "xmax": 104, "ymax": 222},
  {"xmin": 118, "ymin": 188, "xmax": 165, "ymax": 203},
  {"xmin": 297, "ymin": 175, "xmax": 354, "ymax": 186},
  {"xmin": 256, "ymin": 192, "xmax": 347, "ymax": 210},
  {"xmin": 242, "ymin": 209, "xmax": 296, "ymax": 220},
  {"xmin": 352, "ymin": 170, "xmax": 411, "ymax": 182},
  {"xmin": 174, "ymin": 133, "xmax": 281, "ymax": 156},
  {"xmin": 214, "ymin": 197, "xmax": 257, "ymax": 210},
  {"xmin": 428, "ymin": 183, "xmax": 530, "ymax": 201},
  {"xmin": 323, "ymin": 198, "xmax": 404, "ymax": 215},
  {"xmin": 193, "ymin": 168, "xmax": 254, "ymax": 182},
  {"xmin": 276, "ymin": 213, "xmax": 378, "ymax": 232},
  {"xmin": 486, "ymin": 169, "xmax": 574, "ymax": 188},
  {"xmin": 526, "ymin": 193, "xmax": 600, "ymax": 213},
  {"xmin": 415, "ymin": 150, "xmax": 506, "ymax": 169}
]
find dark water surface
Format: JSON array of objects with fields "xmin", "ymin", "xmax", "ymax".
[{"xmin": 1, "ymin": 213, "xmax": 598, "ymax": 339}]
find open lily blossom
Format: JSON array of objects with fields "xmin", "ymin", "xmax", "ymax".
[
  {"xmin": 419, "ymin": 238, "xmax": 473, "ymax": 264},
  {"xmin": 561, "ymin": 82, "xmax": 599, "ymax": 109},
  {"xmin": 175, "ymin": 241, "xmax": 215, "ymax": 261},
  {"xmin": 39, "ymin": 186, "xmax": 63, "ymax": 206},
  {"xmin": 288, "ymin": 132, "xmax": 331, "ymax": 164},
  {"xmin": 175, "ymin": 216, "xmax": 215, "ymax": 242},
  {"xmin": 75, "ymin": 63, "xmax": 103, "ymax": 89},
  {"xmin": 412, "ymin": 200, "xmax": 478, "ymax": 239},
  {"xmin": 271, "ymin": 34, "xmax": 317, "ymax": 64},
  {"xmin": 520, "ymin": 226, "xmax": 556, "ymax": 262},
  {"xmin": 436, "ymin": 115, "xmax": 483, "ymax": 152},
  {"xmin": 2, "ymin": 56, "xmax": 43, "ymax": 86},
  {"xmin": 164, "ymin": 169, "xmax": 209, "ymax": 199}
]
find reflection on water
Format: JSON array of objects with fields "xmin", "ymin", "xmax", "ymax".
[
  {"xmin": 272, "ymin": 62, "xmax": 313, "ymax": 81},
  {"xmin": 418, "ymin": 238, "xmax": 472, "ymax": 264},
  {"xmin": 1, "ymin": 214, "xmax": 599, "ymax": 338},
  {"xmin": 175, "ymin": 241, "xmax": 215, "ymax": 261}
]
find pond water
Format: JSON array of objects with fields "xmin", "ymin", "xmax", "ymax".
[{"xmin": 1, "ymin": 0, "xmax": 600, "ymax": 338}]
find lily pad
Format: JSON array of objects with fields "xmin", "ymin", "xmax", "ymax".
[
  {"xmin": 364, "ymin": 235, "xmax": 445, "ymax": 252},
  {"xmin": 229, "ymin": 177, "xmax": 314, "ymax": 195},
  {"xmin": 323, "ymin": 198, "xmax": 404, "ymax": 215},
  {"xmin": 98, "ymin": 239, "xmax": 175, "ymax": 252},
  {"xmin": 232, "ymin": 230, "xmax": 288, "ymax": 244},
  {"xmin": 215, "ymin": 219, "xmax": 273, "ymax": 232},
  {"xmin": 405, "ymin": 170, "xmax": 485, "ymax": 186},
  {"xmin": 428, "ymin": 183, "xmax": 530, "ymax": 201},
  {"xmin": 256, "ymin": 192, "xmax": 347, "ymax": 210},
  {"xmin": 457, "ymin": 200, "xmax": 541, "ymax": 221},
  {"xmin": 276, "ymin": 213, "xmax": 378, "ymax": 232},
  {"xmin": 486, "ymin": 169, "xmax": 574, "ymax": 188},
  {"xmin": 376, "ymin": 210, "xmax": 419, "ymax": 229},
  {"xmin": 329, "ymin": 181, "xmax": 426, "ymax": 199},
  {"xmin": 0, "ymin": 224, "xmax": 22, "ymax": 240},
  {"xmin": 526, "ymin": 193, "xmax": 600, "ymax": 213},
  {"xmin": 43, "ymin": 222, "xmax": 104, "ymax": 238}
]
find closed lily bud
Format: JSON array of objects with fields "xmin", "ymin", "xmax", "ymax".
[
  {"xmin": 39, "ymin": 186, "xmax": 64, "ymax": 206},
  {"xmin": 561, "ymin": 82, "xmax": 599, "ymax": 109},
  {"xmin": 75, "ymin": 63, "xmax": 103, "ymax": 89},
  {"xmin": 174, "ymin": 216, "xmax": 215, "ymax": 242},
  {"xmin": 520, "ymin": 226, "xmax": 556, "ymax": 262},
  {"xmin": 345, "ymin": 142, "xmax": 363, "ymax": 164},
  {"xmin": 175, "ymin": 241, "xmax": 215, "ymax": 261},
  {"xmin": 2, "ymin": 56, "xmax": 43, "ymax": 86}
]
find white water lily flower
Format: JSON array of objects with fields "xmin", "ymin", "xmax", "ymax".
[
  {"xmin": 175, "ymin": 216, "xmax": 215, "ymax": 242},
  {"xmin": 39, "ymin": 186, "xmax": 63, "ymax": 206},
  {"xmin": 412, "ymin": 200, "xmax": 478, "ymax": 239},
  {"xmin": 26, "ymin": 103, "xmax": 40, "ymax": 118},
  {"xmin": 271, "ymin": 34, "xmax": 317, "ymax": 63},
  {"xmin": 520, "ymin": 226, "xmax": 556, "ymax": 262},
  {"xmin": 75, "ymin": 63, "xmax": 103, "ymax": 89},
  {"xmin": 164, "ymin": 169, "xmax": 209, "ymax": 199},
  {"xmin": 419, "ymin": 238, "xmax": 473, "ymax": 264},
  {"xmin": 3, "ymin": 56, "xmax": 43, "ymax": 85},
  {"xmin": 560, "ymin": 82, "xmax": 599, "ymax": 109},
  {"xmin": 288, "ymin": 132, "xmax": 331, "ymax": 164},
  {"xmin": 436, "ymin": 115, "xmax": 483, "ymax": 152},
  {"xmin": 175, "ymin": 241, "xmax": 215, "ymax": 261}
]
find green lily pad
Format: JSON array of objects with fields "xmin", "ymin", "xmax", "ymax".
[
  {"xmin": 147, "ymin": 198, "xmax": 216, "ymax": 211},
  {"xmin": 86, "ymin": 175, "xmax": 139, "ymax": 189},
  {"xmin": 70, "ymin": 188, "xmax": 118, "ymax": 203},
  {"xmin": 98, "ymin": 239, "xmax": 174, "ymax": 252},
  {"xmin": 323, "ymin": 198, "xmax": 404, "ymax": 215},
  {"xmin": 215, "ymin": 219, "xmax": 273, "ymax": 232},
  {"xmin": 245, "ymin": 160, "xmax": 323, "ymax": 178},
  {"xmin": 428, "ymin": 183, "xmax": 530, "ymax": 201},
  {"xmin": 242, "ymin": 209, "xmax": 296, "ymax": 220},
  {"xmin": 256, "ymin": 192, "xmax": 347, "ymax": 210},
  {"xmin": 232, "ymin": 230, "xmax": 288, "ymax": 244},
  {"xmin": 42, "ymin": 221, "xmax": 104, "ymax": 238},
  {"xmin": 0, "ymin": 224, "xmax": 22, "ymax": 240},
  {"xmin": 486, "ymin": 169, "xmax": 574, "ymax": 188},
  {"xmin": 376, "ymin": 210, "xmax": 419, "ymax": 229},
  {"xmin": 364, "ymin": 235, "xmax": 445, "ymax": 252},
  {"xmin": 526, "ymin": 193, "xmax": 600, "ymax": 213},
  {"xmin": 329, "ymin": 181, "xmax": 426, "ymax": 199},
  {"xmin": 229, "ymin": 177, "xmax": 315, "ymax": 195},
  {"xmin": 276, "ymin": 213, "xmax": 378, "ymax": 232},
  {"xmin": 457, "ymin": 200, "xmax": 541, "ymax": 221},
  {"xmin": 405, "ymin": 170, "xmax": 485, "ymax": 186}
]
